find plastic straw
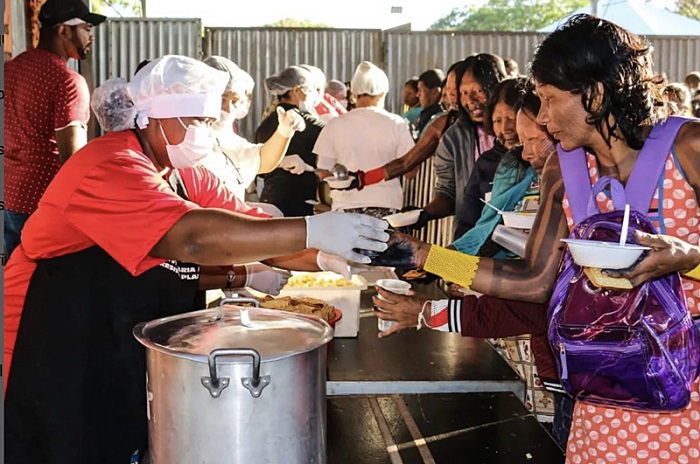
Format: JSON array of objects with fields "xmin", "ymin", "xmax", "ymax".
[
  {"xmin": 480, "ymin": 198, "xmax": 503, "ymax": 214},
  {"xmin": 619, "ymin": 204, "xmax": 630, "ymax": 246}
]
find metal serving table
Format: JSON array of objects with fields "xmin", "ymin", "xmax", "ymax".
[{"xmin": 327, "ymin": 282, "xmax": 525, "ymax": 399}]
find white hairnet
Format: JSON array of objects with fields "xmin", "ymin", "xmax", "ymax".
[
  {"xmin": 91, "ymin": 78, "xmax": 137, "ymax": 132},
  {"xmin": 203, "ymin": 55, "xmax": 255, "ymax": 96},
  {"xmin": 351, "ymin": 61, "xmax": 389, "ymax": 96},
  {"xmin": 127, "ymin": 55, "xmax": 229, "ymax": 129},
  {"xmin": 299, "ymin": 64, "xmax": 326, "ymax": 89},
  {"xmin": 264, "ymin": 66, "xmax": 312, "ymax": 96}
]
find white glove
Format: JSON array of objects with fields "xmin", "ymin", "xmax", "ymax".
[
  {"xmin": 317, "ymin": 251, "xmax": 352, "ymax": 280},
  {"xmin": 279, "ymin": 154, "xmax": 308, "ymax": 175},
  {"xmin": 276, "ymin": 106, "xmax": 306, "ymax": 138},
  {"xmin": 305, "ymin": 212, "xmax": 389, "ymax": 264},
  {"xmin": 244, "ymin": 263, "xmax": 292, "ymax": 296}
]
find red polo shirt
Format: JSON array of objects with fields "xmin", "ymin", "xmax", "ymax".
[
  {"xmin": 5, "ymin": 48, "xmax": 91, "ymax": 214},
  {"xmin": 4, "ymin": 130, "xmax": 269, "ymax": 391}
]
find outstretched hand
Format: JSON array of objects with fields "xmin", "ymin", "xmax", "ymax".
[
  {"xmin": 334, "ymin": 170, "xmax": 364, "ymax": 191},
  {"xmin": 368, "ymin": 231, "xmax": 431, "ymax": 269},
  {"xmin": 373, "ymin": 287, "xmax": 430, "ymax": 338}
]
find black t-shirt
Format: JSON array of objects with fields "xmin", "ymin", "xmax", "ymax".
[{"xmin": 254, "ymin": 103, "xmax": 325, "ymax": 216}]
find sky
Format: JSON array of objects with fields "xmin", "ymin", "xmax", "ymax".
[
  {"xmin": 113, "ymin": 0, "xmax": 485, "ymax": 30},
  {"xmin": 108, "ymin": 0, "xmax": 680, "ymax": 30}
]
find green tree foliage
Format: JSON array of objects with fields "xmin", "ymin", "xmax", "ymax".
[
  {"xmin": 429, "ymin": 0, "xmax": 589, "ymax": 31},
  {"xmin": 90, "ymin": 0, "xmax": 142, "ymax": 17},
  {"xmin": 264, "ymin": 18, "xmax": 331, "ymax": 28},
  {"xmin": 676, "ymin": 0, "xmax": 700, "ymax": 20}
]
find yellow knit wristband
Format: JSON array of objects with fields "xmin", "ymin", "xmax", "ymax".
[
  {"xmin": 423, "ymin": 245, "xmax": 480, "ymax": 290},
  {"xmin": 683, "ymin": 263, "xmax": 700, "ymax": 281}
]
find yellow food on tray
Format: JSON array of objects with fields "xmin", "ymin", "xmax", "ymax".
[
  {"xmin": 286, "ymin": 274, "xmax": 354, "ymax": 288},
  {"xmin": 255, "ymin": 296, "xmax": 336, "ymax": 322}
]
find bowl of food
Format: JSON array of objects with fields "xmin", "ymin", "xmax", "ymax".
[
  {"xmin": 500, "ymin": 211, "xmax": 536, "ymax": 229},
  {"xmin": 324, "ymin": 176, "xmax": 355, "ymax": 189},
  {"xmin": 383, "ymin": 209, "xmax": 422, "ymax": 228},
  {"xmin": 561, "ymin": 238, "xmax": 650, "ymax": 269}
]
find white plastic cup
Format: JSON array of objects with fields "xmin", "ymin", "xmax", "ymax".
[{"xmin": 375, "ymin": 279, "xmax": 412, "ymax": 332}]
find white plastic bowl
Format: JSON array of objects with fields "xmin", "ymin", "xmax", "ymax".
[
  {"xmin": 561, "ymin": 238, "xmax": 650, "ymax": 269},
  {"xmin": 500, "ymin": 211, "xmax": 536, "ymax": 229},
  {"xmin": 324, "ymin": 176, "xmax": 355, "ymax": 189},
  {"xmin": 383, "ymin": 209, "xmax": 422, "ymax": 228}
]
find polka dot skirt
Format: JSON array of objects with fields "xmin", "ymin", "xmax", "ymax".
[{"xmin": 566, "ymin": 381, "xmax": 700, "ymax": 463}]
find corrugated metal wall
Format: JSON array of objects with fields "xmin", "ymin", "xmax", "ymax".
[
  {"xmin": 649, "ymin": 36, "xmax": 700, "ymax": 84},
  {"xmin": 383, "ymin": 31, "xmax": 545, "ymax": 114},
  {"xmin": 205, "ymin": 27, "xmax": 383, "ymax": 140},
  {"xmin": 91, "ymin": 18, "xmax": 202, "ymax": 85}
]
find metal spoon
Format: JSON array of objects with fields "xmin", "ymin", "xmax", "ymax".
[{"xmin": 330, "ymin": 163, "xmax": 349, "ymax": 180}]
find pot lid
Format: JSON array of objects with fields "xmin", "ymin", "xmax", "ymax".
[{"xmin": 133, "ymin": 305, "xmax": 333, "ymax": 363}]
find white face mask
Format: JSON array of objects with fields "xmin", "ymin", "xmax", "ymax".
[
  {"xmin": 298, "ymin": 87, "xmax": 319, "ymax": 113},
  {"xmin": 231, "ymin": 98, "xmax": 251, "ymax": 120},
  {"xmin": 215, "ymin": 110, "xmax": 236, "ymax": 130},
  {"xmin": 159, "ymin": 118, "xmax": 216, "ymax": 169},
  {"xmin": 338, "ymin": 99, "xmax": 348, "ymax": 109}
]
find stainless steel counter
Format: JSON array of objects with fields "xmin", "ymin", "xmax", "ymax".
[{"xmin": 327, "ymin": 283, "xmax": 525, "ymax": 399}]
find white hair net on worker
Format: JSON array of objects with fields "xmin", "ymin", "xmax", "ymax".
[
  {"xmin": 351, "ymin": 61, "xmax": 389, "ymax": 96},
  {"xmin": 264, "ymin": 66, "xmax": 313, "ymax": 96},
  {"xmin": 299, "ymin": 64, "xmax": 327, "ymax": 89},
  {"xmin": 91, "ymin": 78, "xmax": 137, "ymax": 132},
  {"xmin": 203, "ymin": 55, "xmax": 255, "ymax": 96},
  {"xmin": 127, "ymin": 55, "xmax": 229, "ymax": 129}
]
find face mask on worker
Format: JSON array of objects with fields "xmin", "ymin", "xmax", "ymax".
[
  {"xmin": 216, "ymin": 110, "xmax": 236, "ymax": 130},
  {"xmin": 159, "ymin": 118, "xmax": 216, "ymax": 169},
  {"xmin": 298, "ymin": 86, "xmax": 317, "ymax": 113},
  {"xmin": 231, "ymin": 97, "xmax": 251, "ymax": 120}
]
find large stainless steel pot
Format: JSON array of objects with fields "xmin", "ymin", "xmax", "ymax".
[{"xmin": 133, "ymin": 299, "xmax": 333, "ymax": 464}]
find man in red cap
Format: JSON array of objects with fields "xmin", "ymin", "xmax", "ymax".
[{"xmin": 4, "ymin": 0, "xmax": 106, "ymax": 259}]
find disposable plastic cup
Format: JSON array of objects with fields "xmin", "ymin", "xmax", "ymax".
[{"xmin": 375, "ymin": 279, "xmax": 412, "ymax": 332}]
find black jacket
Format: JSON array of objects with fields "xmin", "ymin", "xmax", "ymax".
[{"xmin": 460, "ymin": 141, "xmax": 509, "ymax": 234}]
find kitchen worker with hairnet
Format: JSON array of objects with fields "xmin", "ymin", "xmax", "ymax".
[
  {"xmin": 255, "ymin": 65, "xmax": 326, "ymax": 216},
  {"xmin": 314, "ymin": 61, "xmax": 415, "ymax": 219},
  {"xmin": 4, "ymin": 55, "xmax": 389, "ymax": 464},
  {"xmin": 201, "ymin": 56, "xmax": 299, "ymax": 216},
  {"xmin": 85, "ymin": 75, "xmax": 358, "ymax": 305}
]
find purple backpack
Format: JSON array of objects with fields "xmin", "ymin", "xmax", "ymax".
[{"xmin": 549, "ymin": 116, "xmax": 700, "ymax": 411}]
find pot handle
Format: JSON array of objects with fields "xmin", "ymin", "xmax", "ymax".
[
  {"xmin": 219, "ymin": 297, "xmax": 260, "ymax": 307},
  {"xmin": 215, "ymin": 297, "xmax": 260, "ymax": 322},
  {"xmin": 200, "ymin": 348, "xmax": 271, "ymax": 399}
]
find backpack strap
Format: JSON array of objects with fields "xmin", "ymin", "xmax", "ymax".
[
  {"xmin": 559, "ymin": 116, "xmax": 693, "ymax": 224},
  {"xmin": 587, "ymin": 176, "xmax": 627, "ymax": 216},
  {"xmin": 625, "ymin": 116, "xmax": 693, "ymax": 214},
  {"xmin": 558, "ymin": 145, "xmax": 590, "ymax": 224}
]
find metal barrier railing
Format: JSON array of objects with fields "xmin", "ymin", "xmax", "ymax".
[{"xmin": 402, "ymin": 156, "xmax": 454, "ymax": 249}]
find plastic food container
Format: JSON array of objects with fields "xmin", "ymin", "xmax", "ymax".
[
  {"xmin": 278, "ymin": 271, "xmax": 367, "ymax": 337},
  {"xmin": 500, "ymin": 211, "xmax": 536, "ymax": 229},
  {"xmin": 324, "ymin": 176, "xmax": 355, "ymax": 189},
  {"xmin": 383, "ymin": 210, "xmax": 422, "ymax": 228},
  {"xmin": 561, "ymin": 238, "xmax": 649, "ymax": 269}
]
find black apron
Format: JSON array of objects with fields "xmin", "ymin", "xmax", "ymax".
[{"xmin": 5, "ymin": 170, "xmax": 201, "ymax": 464}]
